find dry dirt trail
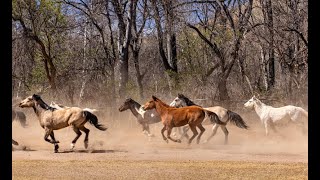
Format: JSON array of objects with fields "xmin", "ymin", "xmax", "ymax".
[{"xmin": 12, "ymin": 110, "xmax": 308, "ymax": 179}]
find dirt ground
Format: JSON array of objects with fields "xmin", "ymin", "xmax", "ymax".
[{"xmin": 12, "ymin": 108, "xmax": 308, "ymax": 179}]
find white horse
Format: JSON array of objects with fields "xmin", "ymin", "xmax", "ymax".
[{"xmin": 244, "ymin": 96, "xmax": 308, "ymax": 136}]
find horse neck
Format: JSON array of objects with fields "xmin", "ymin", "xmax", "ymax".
[
  {"xmin": 253, "ymin": 100, "xmax": 266, "ymax": 117},
  {"xmin": 184, "ymin": 98, "xmax": 200, "ymax": 107},
  {"xmin": 32, "ymin": 104, "xmax": 46, "ymax": 119},
  {"xmin": 33, "ymin": 100, "xmax": 54, "ymax": 117},
  {"xmin": 129, "ymin": 101, "xmax": 141, "ymax": 118},
  {"xmin": 154, "ymin": 100, "xmax": 168, "ymax": 116}
]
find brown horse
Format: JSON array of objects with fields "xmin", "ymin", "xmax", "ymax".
[
  {"xmin": 142, "ymin": 96, "xmax": 225, "ymax": 145},
  {"xmin": 19, "ymin": 94, "xmax": 107, "ymax": 152}
]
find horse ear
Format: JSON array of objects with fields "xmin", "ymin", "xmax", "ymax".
[
  {"xmin": 178, "ymin": 93, "xmax": 184, "ymax": 98},
  {"xmin": 32, "ymin": 94, "xmax": 40, "ymax": 101},
  {"xmin": 152, "ymin": 96, "xmax": 157, "ymax": 101}
]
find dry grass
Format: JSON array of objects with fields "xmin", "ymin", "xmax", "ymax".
[{"xmin": 12, "ymin": 159, "xmax": 307, "ymax": 180}]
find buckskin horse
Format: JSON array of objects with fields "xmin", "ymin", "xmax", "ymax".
[{"xmin": 19, "ymin": 94, "xmax": 107, "ymax": 152}]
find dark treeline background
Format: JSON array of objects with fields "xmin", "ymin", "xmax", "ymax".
[{"xmin": 12, "ymin": 0, "xmax": 308, "ymax": 109}]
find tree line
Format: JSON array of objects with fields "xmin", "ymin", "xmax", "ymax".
[{"xmin": 12, "ymin": 0, "xmax": 308, "ymax": 107}]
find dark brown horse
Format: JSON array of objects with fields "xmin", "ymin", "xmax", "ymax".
[{"xmin": 142, "ymin": 96, "xmax": 225, "ymax": 145}]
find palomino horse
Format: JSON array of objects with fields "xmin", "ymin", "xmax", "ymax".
[
  {"xmin": 19, "ymin": 94, "xmax": 107, "ymax": 152},
  {"xmin": 244, "ymin": 95, "xmax": 308, "ymax": 136},
  {"xmin": 170, "ymin": 94, "xmax": 248, "ymax": 144},
  {"xmin": 118, "ymin": 98, "xmax": 189, "ymax": 139},
  {"xmin": 12, "ymin": 109, "xmax": 28, "ymax": 148},
  {"xmin": 142, "ymin": 96, "xmax": 224, "ymax": 144}
]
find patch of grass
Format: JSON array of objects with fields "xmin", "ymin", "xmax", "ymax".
[{"xmin": 13, "ymin": 160, "xmax": 307, "ymax": 180}]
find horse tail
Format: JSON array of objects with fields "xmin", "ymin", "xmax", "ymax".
[
  {"xmin": 16, "ymin": 111, "xmax": 27, "ymax": 128},
  {"xmin": 204, "ymin": 110, "xmax": 225, "ymax": 125},
  {"xmin": 227, "ymin": 110, "xmax": 249, "ymax": 129},
  {"xmin": 83, "ymin": 108, "xmax": 98, "ymax": 113},
  {"xmin": 83, "ymin": 111, "xmax": 107, "ymax": 131}
]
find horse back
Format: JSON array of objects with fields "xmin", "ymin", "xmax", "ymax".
[
  {"xmin": 45, "ymin": 107, "xmax": 85, "ymax": 128},
  {"xmin": 167, "ymin": 106, "xmax": 205, "ymax": 126}
]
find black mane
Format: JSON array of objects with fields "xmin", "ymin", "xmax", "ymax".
[
  {"xmin": 33, "ymin": 94, "xmax": 56, "ymax": 111},
  {"xmin": 129, "ymin": 98, "xmax": 141, "ymax": 108},
  {"xmin": 178, "ymin": 93, "xmax": 201, "ymax": 107}
]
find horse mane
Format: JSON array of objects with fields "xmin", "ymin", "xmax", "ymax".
[
  {"xmin": 152, "ymin": 96, "xmax": 171, "ymax": 108},
  {"xmin": 178, "ymin": 94, "xmax": 200, "ymax": 107},
  {"xmin": 128, "ymin": 98, "xmax": 141, "ymax": 108},
  {"xmin": 253, "ymin": 97, "xmax": 265, "ymax": 107},
  {"xmin": 33, "ymin": 94, "xmax": 56, "ymax": 111}
]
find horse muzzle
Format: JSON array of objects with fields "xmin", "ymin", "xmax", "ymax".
[{"xmin": 141, "ymin": 106, "xmax": 147, "ymax": 111}]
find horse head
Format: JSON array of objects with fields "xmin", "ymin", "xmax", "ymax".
[
  {"xmin": 19, "ymin": 96, "xmax": 35, "ymax": 108},
  {"xmin": 244, "ymin": 96, "xmax": 260, "ymax": 109},
  {"xmin": 119, "ymin": 98, "xmax": 133, "ymax": 112},
  {"xmin": 142, "ymin": 96, "xmax": 158, "ymax": 110},
  {"xmin": 244, "ymin": 95, "xmax": 256, "ymax": 109},
  {"xmin": 170, "ymin": 94, "xmax": 187, "ymax": 107}
]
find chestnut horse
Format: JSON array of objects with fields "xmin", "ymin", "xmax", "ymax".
[
  {"xmin": 170, "ymin": 93, "xmax": 248, "ymax": 144},
  {"xmin": 142, "ymin": 96, "xmax": 224, "ymax": 144},
  {"xmin": 118, "ymin": 98, "xmax": 189, "ymax": 139},
  {"xmin": 19, "ymin": 94, "xmax": 107, "ymax": 152}
]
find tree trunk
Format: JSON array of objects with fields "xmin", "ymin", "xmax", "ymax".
[
  {"xmin": 261, "ymin": 0, "xmax": 275, "ymax": 89},
  {"xmin": 132, "ymin": 49, "xmax": 144, "ymax": 99},
  {"xmin": 217, "ymin": 75, "xmax": 230, "ymax": 101},
  {"xmin": 118, "ymin": 47, "xmax": 129, "ymax": 98},
  {"xmin": 112, "ymin": 0, "xmax": 134, "ymax": 98},
  {"xmin": 151, "ymin": 0, "xmax": 179, "ymax": 94}
]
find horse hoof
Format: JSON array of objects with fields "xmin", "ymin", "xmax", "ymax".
[
  {"xmin": 84, "ymin": 141, "xmax": 89, "ymax": 149},
  {"xmin": 70, "ymin": 143, "xmax": 75, "ymax": 149},
  {"xmin": 176, "ymin": 139, "xmax": 182, "ymax": 143},
  {"xmin": 165, "ymin": 139, "xmax": 169, "ymax": 143},
  {"xmin": 56, "ymin": 141, "xmax": 60, "ymax": 143},
  {"xmin": 54, "ymin": 144, "xmax": 59, "ymax": 153}
]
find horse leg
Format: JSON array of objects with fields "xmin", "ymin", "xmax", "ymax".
[
  {"xmin": 264, "ymin": 121, "xmax": 269, "ymax": 136},
  {"xmin": 79, "ymin": 126, "xmax": 90, "ymax": 149},
  {"xmin": 172, "ymin": 128, "xmax": 178, "ymax": 138},
  {"xmin": 143, "ymin": 123, "xmax": 154, "ymax": 137},
  {"xmin": 71, "ymin": 126, "xmax": 82, "ymax": 149},
  {"xmin": 269, "ymin": 121, "xmax": 278, "ymax": 134},
  {"xmin": 49, "ymin": 131, "xmax": 60, "ymax": 152},
  {"xmin": 188, "ymin": 125, "xmax": 198, "ymax": 145},
  {"xmin": 181, "ymin": 126, "xmax": 190, "ymax": 140},
  {"xmin": 161, "ymin": 126, "xmax": 168, "ymax": 143},
  {"xmin": 49, "ymin": 131, "xmax": 60, "ymax": 143},
  {"xmin": 220, "ymin": 125, "xmax": 229, "ymax": 145},
  {"xmin": 44, "ymin": 128, "xmax": 58, "ymax": 153},
  {"xmin": 203, "ymin": 124, "xmax": 219, "ymax": 144},
  {"xmin": 167, "ymin": 127, "xmax": 182, "ymax": 143},
  {"xmin": 196, "ymin": 124, "xmax": 205, "ymax": 144}
]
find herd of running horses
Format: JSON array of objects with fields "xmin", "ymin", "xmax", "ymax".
[{"xmin": 12, "ymin": 93, "xmax": 308, "ymax": 153}]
